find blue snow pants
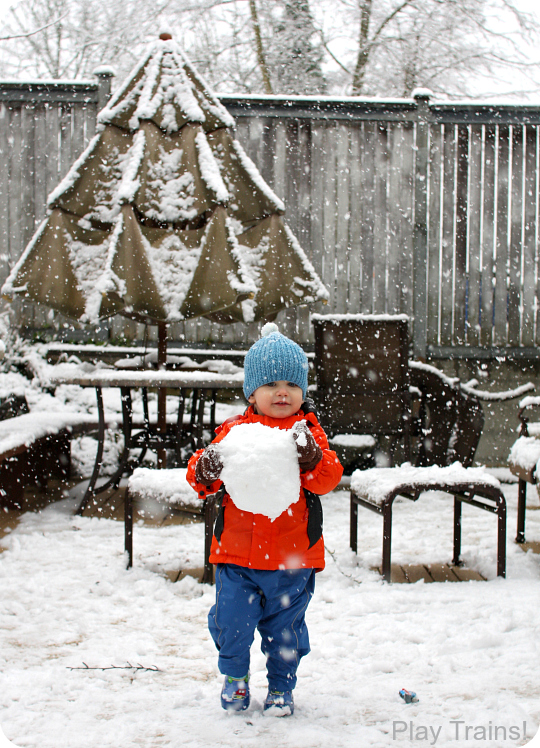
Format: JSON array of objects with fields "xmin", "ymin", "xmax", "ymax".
[{"xmin": 208, "ymin": 564, "xmax": 316, "ymax": 692}]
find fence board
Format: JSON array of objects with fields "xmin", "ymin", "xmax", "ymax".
[
  {"xmin": 440, "ymin": 124, "xmax": 456, "ymax": 345},
  {"xmin": 372, "ymin": 123, "xmax": 389, "ymax": 313},
  {"xmin": 508, "ymin": 126, "xmax": 524, "ymax": 345},
  {"xmin": 534, "ymin": 128, "xmax": 540, "ymax": 347},
  {"xmin": 466, "ymin": 125, "xmax": 483, "ymax": 347},
  {"xmin": 387, "ymin": 123, "xmax": 406, "ymax": 314},
  {"xmin": 397, "ymin": 123, "xmax": 414, "ymax": 318},
  {"xmin": 296, "ymin": 122, "xmax": 313, "ymax": 342},
  {"xmin": 309, "ymin": 123, "xmax": 325, "ymax": 282},
  {"xmin": 522, "ymin": 126, "xmax": 537, "ymax": 347},
  {"xmin": 348, "ymin": 124, "xmax": 362, "ymax": 312},
  {"xmin": 71, "ymin": 104, "xmax": 87, "ymax": 173},
  {"xmin": 427, "ymin": 125, "xmax": 442, "ymax": 345},
  {"xmin": 59, "ymin": 105, "xmax": 74, "ymax": 184},
  {"xmin": 33, "ymin": 106, "xmax": 48, "ymax": 227},
  {"xmin": 480, "ymin": 126, "xmax": 496, "ymax": 347},
  {"xmin": 322, "ymin": 123, "xmax": 338, "ymax": 311},
  {"xmin": 45, "ymin": 104, "xmax": 61, "ymax": 196},
  {"xmin": 335, "ymin": 124, "xmax": 350, "ymax": 314},
  {"xmin": 285, "ymin": 120, "xmax": 300, "ymax": 241},
  {"xmin": 8, "ymin": 106, "xmax": 23, "ymax": 276},
  {"xmin": 359, "ymin": 121, "xmax": 375, "ymax": 312},
  {"xmin": 494, "ymin": 126, "xmax": 510, "ymax": 346},
  {"xmin": 454, "ymin": 125, "xmax": 468, "ymax": 344},
  {"xmin": 0, "ymin": 104, "xmax": 10, "ymax": 284}
]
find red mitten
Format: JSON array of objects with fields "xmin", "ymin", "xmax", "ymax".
[
  {"xmin": 195, "ymin": 445, "xmax": 223, "ymax": 486},
  {"xmin": 292, "ymin": 422, "xmax": 323, "ymax": 471}
]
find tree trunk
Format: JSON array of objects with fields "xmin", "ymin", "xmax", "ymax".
[
  {"xmin": 249, "ymin": 0, "xmax": 273, "ymax": 94},
  {"xmin": 352, "ymin": 0, "xmax": 372, "ymax": 94}
]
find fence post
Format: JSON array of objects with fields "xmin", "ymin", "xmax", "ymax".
[
  {"xmin": 93, "ymin": 67, "xmax": 115, "ymax": 113},
  {"xmin": 412, "ymin": 90, "xmax": 430, "ymax": 359}
]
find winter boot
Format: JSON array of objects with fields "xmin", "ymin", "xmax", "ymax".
[
  {"xmin": 263, "ymin": 689, "xmax": 294, "ymax": 716},
  {"xmin": 221, "ymin": 674, "xmax": 250, "ymax": 711}
]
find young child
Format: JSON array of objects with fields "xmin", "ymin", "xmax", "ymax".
[{"xmin": 186, "ymin": 323, "xmax": 343, "ymax": 715}]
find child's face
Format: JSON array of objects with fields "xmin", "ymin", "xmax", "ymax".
[{"xmin": 248, "ymin": 380, "xmax": 304, "ymax": 419}]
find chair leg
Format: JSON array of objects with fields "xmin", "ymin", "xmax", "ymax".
[
  {"xmin": 125, "ymin": 488, "xmax": 133, "ymax": 569},
  {"xmin": 516, "ymin": 478, "xmax": 527, "ymax": 544},
  {"xmin": 452, "ymin": 497, "xmax": 462, "ymax": 566},
  {"xmin": 382, "ymin": 502, "xmax": 393, "ymax": 582},
  {"xmin": 497, "ymin": 491, "xmax": 507, "ymax": 579},
  {"xmin": 350, "ymin": 496, "xmax": 358, "ymax": 553}
]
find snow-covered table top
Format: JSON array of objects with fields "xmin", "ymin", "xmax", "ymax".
[
  {"xmin": 47, "ymin": 369, "xmax": 244, "ymax": 389},
  {"xmin": 127, "ymin": 467, "xmax": 200, "ymax": 509},
  {"xmin": 350, "ymin": 464, "xmax": 501, "ymax": 507}
]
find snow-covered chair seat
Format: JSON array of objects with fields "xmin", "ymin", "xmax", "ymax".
[
  {"xmin": 508, "ymin": 395, "xmax": 540, "ymax": 543},
  {"xmin": 0, "ymin": 411, "xmax": 98, "ymax": 508},
  {"xmin": 350, "ymin": 464, "xmax": 506, "ymax": 581},
  {"xmin": 124, "ymin": 467, "xmax": 219, "ymax": 584}
]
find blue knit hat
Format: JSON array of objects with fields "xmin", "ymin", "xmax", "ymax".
[{"xmin": 243, "ymin": 323, "xmax": 308, "ymax": 400}]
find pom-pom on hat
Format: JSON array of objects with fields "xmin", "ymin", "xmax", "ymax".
[{"xmin": 243, "ymin": 322, "xmax": 308, "ymax": 400}]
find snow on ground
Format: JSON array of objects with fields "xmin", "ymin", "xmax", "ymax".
[
  {"xmin": 0, "ymin": 350, "xmax": 539, "ymax": 746},
  {"xmin": 0, "ymin": 480, "xmax": 539, "ymax": 748}
]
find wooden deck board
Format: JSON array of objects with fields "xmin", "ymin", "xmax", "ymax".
[
  {"xmin": 372, "ymin": 563, "xmax": 486, "ymax": 583},
  {"xmin": 402, "ymin": 565, "xmax": 434, "ymax": 584},
  {"xmin": 425, "ymin": 563, "xmax": 461, "ymax": 582},
  {"xmin": 519, "ymin": 541, "xmax": 540, "ymax": 554},
  {"xmin": 451, "ymin": 566, "xmax": 486, "ymax": 582}
]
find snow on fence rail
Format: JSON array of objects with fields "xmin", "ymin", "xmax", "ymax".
[{"xmin": 2, "ymin": 83, "xmax": 540, "ymax": 358}]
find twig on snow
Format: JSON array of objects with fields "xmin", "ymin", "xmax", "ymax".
[
  {"xmin": 67, "ymin": 662, "xmax": 161, "ymax": 672},
  {"xmin": 325, "ymin": 544, "xmax": 362, "ymax": 585}
]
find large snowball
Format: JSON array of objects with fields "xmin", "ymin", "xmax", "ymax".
[{"xmin": 218, "ymin": 422, "xmax": 301, "ymax": 521}]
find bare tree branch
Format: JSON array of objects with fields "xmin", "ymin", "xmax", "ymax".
[
  {"xmin": 0, "ymin": 11, "xmax": 68, "ymax": 41},
  {"xmin": 316, "ymin": 28, "xmax": 352, "ymax": 77},
  {"xmin": 353, "ymin": 0, "xmax": 417, "ymax": 93}
]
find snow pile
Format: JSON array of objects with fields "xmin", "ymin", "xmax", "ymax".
[{"xmin": 218, "ymin": 422, "xmax": 300, "ymax": 520}]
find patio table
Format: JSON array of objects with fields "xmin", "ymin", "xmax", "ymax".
[{"xmin": 47, "ymin": 369, "xmax": 244, "ymax": 514}]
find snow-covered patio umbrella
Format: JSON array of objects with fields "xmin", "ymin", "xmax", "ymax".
[{"xmin": 2, "ymin": 34, "xmax": 328, "ymax": 329}]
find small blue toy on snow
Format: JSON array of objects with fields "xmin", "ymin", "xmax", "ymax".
[{"xmin": 399, "ymin": 688, "xmax": 419, "ymax": 704}]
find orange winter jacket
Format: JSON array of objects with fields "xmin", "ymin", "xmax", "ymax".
[{"xmin": 186, "ymin": 405, "xmax": 343, "ymax": 571}]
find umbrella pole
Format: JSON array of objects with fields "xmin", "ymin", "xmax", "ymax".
[{"xmin": 157, "ymin": 322, "xmax": 167, "ymax": 469}]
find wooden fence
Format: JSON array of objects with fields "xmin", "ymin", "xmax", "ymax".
[{"xmin": 2, "ymin": 81, "xmax": 540, "ymax": 358}]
